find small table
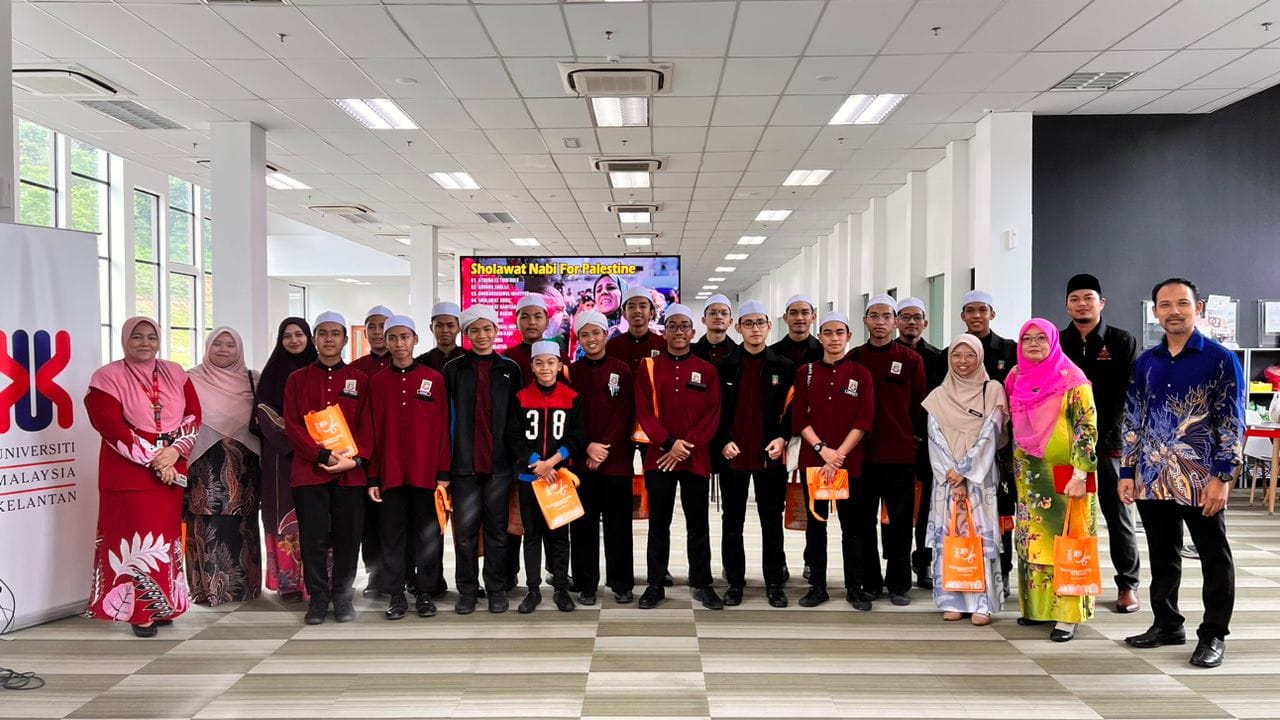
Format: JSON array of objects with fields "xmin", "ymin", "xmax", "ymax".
[{"xmin": 1245, "ymin": 424, "xmax": 1280, "ymax": 514}]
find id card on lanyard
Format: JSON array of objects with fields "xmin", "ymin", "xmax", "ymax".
[{"xmin": 132, "ymin": 364, "xmax": 168, "ymax": 444}]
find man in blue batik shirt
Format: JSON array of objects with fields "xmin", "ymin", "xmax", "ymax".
[{"xmin": 1119, "ymin": 278, "xmax": 1244, "ymax": 669}]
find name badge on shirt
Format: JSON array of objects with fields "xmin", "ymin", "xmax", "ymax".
[
  {"xmin": 650, "ymin": 349, "xmax": 660, "ymax": 358},
  {"xmin": 342, "ymin": 379, "xmax": 359, "ymax": 398},
  {"xmin": 417, "ymin": 379, "xmax": 434, "ymax": 398},
  {"xmin": 844, "ymin": 379, "xmax": 860, "ymax": 397},
  {"xmin": 688, "ymin": 370, "xmax": 707, "ymax": 391},
  {"xmin": 997, "ymin": 359, "xmax": 1006, "ymax": 371},
  {"xmin": 890, "ymin": 361, "xmax": 903, "ymax": 375},
  {"xmin": 691, "ymin": 371, "xmax": 702, "ymax": 384},
  {"xmin": 607, "ymin": 372, "xmax": 621, "ymax": 397},
  {"xmin": 771, "ymin": 374, "xmax": 780, "ymax": 386},
  {"xmin": 1098, "ymin": 345, "xmax": 1113, "ymax": 361}
]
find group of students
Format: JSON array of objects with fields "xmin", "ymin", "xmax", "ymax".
[{"xmin": 81, "ymin": 272, "xmax": 1243, "ymax": 668}]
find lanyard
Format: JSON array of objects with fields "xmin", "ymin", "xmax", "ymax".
[{"xmin": 129, "ymin": 364, "xmax": 164, "ymax": 433}]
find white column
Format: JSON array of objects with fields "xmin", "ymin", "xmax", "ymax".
[
  {"xmin": 211, "ymin": 122, "xmax": 268, "ymax": 366},
  {"xmin": 905, "ymin": 171, "xmax": 929, "ymax": 302},
  {"xmin": 946, "ymin": 139, "xmax": 972, "ymax": 342},
  {"xmin": 1, "ymin": 2, "xmax": 14, "ymax": 223},
  {"xmin": 408, "ymin": 224, "xmax": 439, "ymax": 347},
  {"xmin": 970, "ymin": 112, "xmax": 1033, "ymax": 337},
  {"xmin": 843, "ymin": 213, "xmax": 861, "ymax": 317},
  {"xmin": 816, "ymin": 234, "xmax": 831, "ymax": 312}
]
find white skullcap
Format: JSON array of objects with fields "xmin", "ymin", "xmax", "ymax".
[
  {"xmin": 384, "ymin": 315, "xmax": 415, "ymax": 334},
  {"xmin": 515, "ymin": 294, "xmax": 547, "ymax": 313},
  {"xmin": 962, "ymin": 290, "xmax": 994, "ymax": 309},
  {"xmin": 664, "ymin": 303, "xmax": 694, "ymax": 321},
  {"xmin": 865, "ymin": 294, "xmax": 897, "ymax": 313},
  {"xmin": 622, "ymin": 285, "xmax": 653, "ymax": 306},
  {"xmin": 785, "ymin": 294, "xmax": 816, "ymax": 311},
  {"xmin": 531, "ymin": 340, "xmax": 561, "ymax": 359},
  {"xmin": 460, "ymin": 304, "xmax": 499, "ymax": 330},
  {"xmin": 431, "ymin": 301, "xmax": 460, "ymax": 319},
  {"xmin": 314, "ymin": 311, "xmax": 346, "ymax": 329},
  {"xmin": 818, "ymin": 311, "xmax": 850, "ymax": 330},
  {"xmin": 897, "ymin": 296, "xmax": 926, "ymax": 314},
  {"xmin": 574, "ymin": 310, "xmax": 609, "ymax": 334},
  {"xmin": 365, "ymin": 305, "xmax": 394, "ymax": 321},
  {"xmin": 737, "ymin": 299, "xmax": 768, "ymax": 319},
  {"xmin": 702, "ymin": 294, "xmax": 732, "ymax": 313}
]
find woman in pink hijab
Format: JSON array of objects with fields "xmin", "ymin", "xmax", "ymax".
[
  {"xmin": 84, "ymin": 317, "xmax": 201, "ymax": 637},
  {"xmin": 184, "ymin": 327, "xmax": 261, "ymax": 606},
  {"xmin": 1005, "ymin": 318, "xmax": 1099, "ymax": 643}
]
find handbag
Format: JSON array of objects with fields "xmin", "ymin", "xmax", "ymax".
[
  {"xmin": 507, "ymin": 480, "xmax": 524, "ymax": 536},
  {"xmin": 805, "ymin": 467, "xmax": 849, "ymax": 521},
  {"xmin": 631, "ymin": 474, "xmax": 650, "ymax": 519},
  {"xmin": 533, "ymin": 469, "xmax": 585, "ymax": 530},
  {"xmin": 1053, "ymin": 496, "xmax": 1102, "ymax": 596},
  {"xmin": 784, "ymin": 470, "xmax": 808, "ymax": 531},
  {"xmin": 434, "ymin": 485, "xmax": 451, "ymax": 536},
  {"xmin": 303, "ymin": 404, "xmax": 358, "ymax": 457},
  {"xmin": 941, "ymin": 494, "xmax": 986, "ymax": 592},
  {"xmin": 632, "ymin": 357, "xmax": 657, "ymax": 443}
]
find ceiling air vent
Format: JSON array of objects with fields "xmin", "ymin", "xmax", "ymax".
[
  {"xmin": 477, "ymin": 212, "xmax": 517, "ymax": 224},
  {"xmin": 591, "ymin": 157, "xmax": 665, "ymax": 173},
  {"xmin": 13, "ymin": 67, "xmax": 117, "ymax": 97},
  {"xmin": 607, "ymin": 203, "xmax": 660, "ymax": 214},
  {"xmin": 79, "ymin": 100, "xmax": 185, "ymax": 130},
  {"xmin": 559, "ymin": 62, "xmax": 672, "ymax": 97},
  {"xmin": 309, "ymin": 204, "xmax": 381, "ymax": 225},
  {"xmin": 1052, "ymin": 71, "xmax": 1138, "ymax": 91}
]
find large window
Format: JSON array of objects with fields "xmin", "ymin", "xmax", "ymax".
[
  {"xmin": 134, "ymin": 191, "xmax": 161, "ymax": 325},
  {"xmin": 70, "ymin": 141, "xmax": 113, "ymax": 363},
  {"xmin": 18, "ymin": 120, "xmax": 56, "ymax": 227}
]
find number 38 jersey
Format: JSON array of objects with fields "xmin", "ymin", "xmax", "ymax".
[{"xmin": 509, "ymin": 380, "xmax": 587, "ymax": 482}]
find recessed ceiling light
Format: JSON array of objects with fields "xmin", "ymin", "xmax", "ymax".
[
  {"xmin": 619, "ymin": 211, "xmax": 652, "ymax": 223},
  {"xmin": 336, "ymin": 277, "xmax": 360, "ymax": 284},
  {"xmin": 708, "ymin": 277, "xmax": 726, "ymax": 282},
  {"xmin": 715, "ymin": 266, "xmax": 738, "ymax": 272},
  {"xmin": 609, "ymin": 171, "xmax": 650, "ymax": 188},
  {"xmin": 335, "ymin": 98, "xmax": 417, "ymax": 130},
  {"xmin": 394, "ymin": 77, "xmax": 418, "ymax": 86},
  {"xmin": 562, "ymin": 137, "xmax": 581, "ymax": 149},
  {"xmin": 738, "ymin": 235, "xmax": 767, "ymax": 245},
  {"xmin": 702, "ymin": 285, "xmax": 720, "ymax": 290},
  {"xmin": 623, "ymin": 235, "xmax": 652, "ymax": 246},
  {"xmin": 265, "ymin": 172, "xmax": 311, "ymax": 190},
  {"xmin": 755, "ymin": 209, "xmax": 792, "ymax": 222},
  {"xmin": 783, "ymin": 169, "xmax": 832, "ymax": 186},
  {"xmin": 591, "ymin": 97, "xmax": 649, "ymax": 128},
  {"xmin": 724, "ymin": 253, "xmax": 749, "ymax": 261},
  {"xmin": 510, "ymin": 238, "xmax": 540, "ymax": 247},
  {"xmin": 430, "ymin": 172, "xmax": 481, "ymax": 190},
  {"xmin": 828, "ymin": 94, "xmax": 907, "ymax": 125}
]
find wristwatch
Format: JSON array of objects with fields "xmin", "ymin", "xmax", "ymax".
[{"xmin": 813, "ymin": 441, "xmax": 826, "ymax": 453}]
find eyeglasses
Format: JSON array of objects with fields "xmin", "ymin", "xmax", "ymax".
[
  {"xmin": 738, "ymin": 319, "xmax": 769, "ymax": 329},
  {"xmin": 665, "ymin": 323, "xmax": 694, "ymax": 333},
  {"xmin": 1020, "ymin": 335, "xmax": 1050, "ymax": 345},
  {"xmin": 898, "ymin": 313, "xmax": 925, "ymax": 323},
  {"xmin": 865, "ymin": 313, "xmax": 896, "ymax": 322}
]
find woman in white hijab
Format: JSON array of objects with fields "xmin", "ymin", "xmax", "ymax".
[{"xmin": 922, "ymin": 334, "xmax": 1009, "ymax": 625}]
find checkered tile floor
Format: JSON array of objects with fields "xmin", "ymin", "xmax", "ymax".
[{"xmin": 4, "ymin": 488, "xmax": 1280, "ymax": 719}]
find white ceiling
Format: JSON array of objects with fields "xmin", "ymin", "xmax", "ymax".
[{"xmin": 13, "ymin": 0, "xmax": 1280, "ymax": 296}]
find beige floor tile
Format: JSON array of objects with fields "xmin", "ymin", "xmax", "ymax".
[{"xmin": 66, "ymin": 673, "xmax": 242, "ymax": 719}]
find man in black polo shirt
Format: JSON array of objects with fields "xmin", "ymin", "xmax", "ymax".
[{"xmin": 1060, "ymin": 273, "xmax": 1140, "ymax": 614}]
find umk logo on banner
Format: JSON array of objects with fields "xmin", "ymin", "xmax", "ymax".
[{"xmin": 0, "ymin": 223, "xmax": 101, "ymax": 632}]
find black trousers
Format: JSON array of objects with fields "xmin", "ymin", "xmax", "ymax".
[
  {"xmin": 721, "ymin": 465, "xmax": 788, "ymax": 588},
  {"xmin": 853, "ymin": 463, "xmax": 916, "ymax": 595},
  {"xmin": 571, "ymin": 471, "xmax": 634, "ymax": 593},
  {"xmin": 1136, "ymin": 499, "xmax": 1234, "ymax": 641},
  {"xmin": 518, "ymin": 481, "xmax": 571, "ymax": 591},
  {"xmin": 293, "ymin": 482, "xmax": 365, "ymax": 603},
  {"xmin": 361, "ymin": 495, "xmax": 383, "ymax": 589},
  {"xmin": 377, "ymin": 486, "xmax": 443, "ymax": 596},
  {"xmin": 451, "ymin": 471, "xmax": 511, "ymax": 596},
  {"xmin": 1097, "ymin": 456, "xmax": 1141, "ymax": 591},
  {"xmin": 802, "ymin": 483, "xmax": 857, "ymax": 590},
  {"xmin": 645, "ymin": 471, "xmax": 713, "ymax": 588},
  {"xmin": 912, "ymin": 450, "xmax": 931, "ymax": 577}
]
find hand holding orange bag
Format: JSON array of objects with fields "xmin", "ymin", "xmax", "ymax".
[{"xmin": 303, "ymin": 404, "xmax": 358, "ymax": 457}]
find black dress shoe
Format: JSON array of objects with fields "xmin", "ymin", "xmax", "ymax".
[
  {"xmin": 488, "ymin": 591, "xmax": 509, "ymax": 613},
  {"xmin": 638, "ymin": 585, "xmax": 664, "ymax": 609},
  {"xmin": 577, "ymin": 590, "xmax": 598, "ymax": 606},
  {"xmin": 518, "ymin": 590, "xmax": 542, "ymax": 614},
  {"xmin": 847, "ymin": 590, "xmax": 872, "ymax": 612},
  {"xmin": 131, "ymin": 623, "xmax": 158, "ymax": 638},
  {"xmin": 153, "ymin": 619, "xmax": 173, "ymax": 627},
  {"xmin": 1190, "ymin": 638, "xmax": 1226, "ymax": 668},
  {"xmin": 361, "ymin": 584, "xmax": 381, "ymax": 599},
  {"xmin": 915, "ymin": 572, "xmax": 933, "ymax": 590},
  {"xmin": 614, "ymin": 589, "xmax": 635, "ymax": 604},
  {"xmin": 304, "ymin": 599, "xmax": 328, "ymax": 625},
  {"xmin": 766, "ymin": 586, "xmax": 788, "ymax": 608},
  {"xmin": 455, "ymin": 594, "xmax": 478, "ymax": 615},
  {"xmin": 416, "ymin": 593, "xmax": 437, "ymax": 618},
  {"xmin": 1017, "ymin": 617, "xmax": 1051, "ymax": 626},
  {"xmin": 1125, "ymin": 626, "xmax": 1187, "ymax": 649},
  {"xmin": 723, "ymin": 585, "xmax": 744, "ymax": 607},
  {"xmin": 385, "ymin": 593, "xmax": 408, "ymax": 621},
  {"xmin": 798, "ymin": 586, "xmax": 829, "ymax": 608},
  {"xmin": 889, "ymin": 592, "xmax": 911, "ymax": 607},
  {"xmin": 1050, "ymin": 625, "xmax": 1077, "ymax": 643},
  {"xmin": 553, "ymin": 589, "xmax": 576, "ymax": 612},
  {"xmin": 693, "ymin": 586, "xmax": 724, "ymax": 610},
  {"xmin": 663, "ymin": 572, "xmax": 675, "ymax": 587},
  {"xmin": 333, "ymin": 598, "xmax": 357, "ymax": 623}
]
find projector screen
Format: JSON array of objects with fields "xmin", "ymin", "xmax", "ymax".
[{"xmin": 459, "ymin": 255, "xmax": 681, "ymax": 354}]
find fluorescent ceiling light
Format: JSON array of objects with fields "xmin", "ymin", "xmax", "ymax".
[
  {"xmin": 619, "ymin": 211, "xmax": 652, "ymax": 223},
  {"xmin": 828, "ymin": 94, "xmax": 907, "ymax": 125},
  {"xmin": 336, "ymin": 277, "xmax": 360, "ymax": 284},
  {"xmin": 783, "ymin": 169, "xmax": 832, "ymax": 187},
  {"xmin": 264, "ymin": 172, "xmax": 311, "ymax": 190},
  {"xmin": 335, "ymin": 98, "xmax": 417, "ymax": 130},
  {"xmin": 723, "ymin": 253, "xmax": 749, "ymax": 260},
  {"xmin": 708, "ymin": 277, "xmax": 726, "ymax": 282},
  {"xmin": 755, "ymin": 209, "xmax": 792, "ymax": 222},
  {"xmin": 430, "ymin": 172, "xmax": 480, "ymax": 190},
  {"xmin": 394, "ymin": 237, "xmax": 410, "ymax": 246},
  {"xmin": 738, "ymin": 235, "xmax": 767, "ymax": 245},
  {"xmin": 715, "ymin": 266, "xmax": 737, "ymax": 272},
  {"xmin": 591, "ymin": 97, "xmax": 649, "ymax": 128},
  {"xmin": 609, "ymin": 171, "xmax": 650, "ymax": 188},
  {"xmin": 510, "ymin": 237, "xmax": 540, "ymax": 247},
  {"xmin": 623, "ymin": 235, "xmax": 652, "ymax": 246},
  {"xmin": 702, "ymin": 285, "xmax": 720, "ymax": 290}
]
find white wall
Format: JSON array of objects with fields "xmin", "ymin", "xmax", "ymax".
[{"xmin": 305, "ymin": 282, "xmax": 411, "ymax": 360}]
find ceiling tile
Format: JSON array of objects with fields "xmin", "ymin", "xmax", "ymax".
[
  {"xmin": 214, "ymin": 100, "xmax": 306, "ymax": 130},
  {"xmin": 710, "ymin": 96, "xmax": 779, "ymax": 127},
  {"xmin": 808, "ymin": 0, "xmax": 912, "ymax": 55},
  {"xmin": 283, "ymin": 58, "xmax": 383, "ymax": 98},
  {"xmin": 397, "ymin": 99, "xmax": 478, "ymax": 129},
  {"xmin": 507, "ymin": 154, "xmax": 560, "ymax": 173},
  {"xmin": 748, "ymin": 150, "xmax": 804, "ymax": 171},
  {"xmin": 506, "ymin": 58, "xmax": 571, "ymax": 98},
  {"xmin": 916, "ymin": 123, "xmax": 976, "ymax": 147},
  {"xmin": 652, "ymin": 97, "xmax": 715, "ymax": 127},
  {"xmin": 786, "ymin": 57, "xmax": 875, "ymax": 94},
  {"xmin": 1017, "ymin": 90, "xmax": 1103, "ymax": 113},
  {"xmin": 769, "ymin": 95, "xmax": 845, "ymax": 125},
  {"xmin": 427, "ymin": 129, "xmax": 497, "ymax": 154},
  {"xmin": 1077, "ymin": 50, "xmax": 1176, "ymax": 73},
  {"xmin": 1071, "ymin": 89, "xmax": 1171, "ymax": 113},
  {"xmin": 757, "ymin": 126, "xmax": 821, "ymax": 151},
  {"xmin": 299, "ymin": 6, "xmax": 420, "ymax": 59},
  {"xmin": 463, "ymin": 99, "xmax": 535, "ymax": 129},
  {"xmin": 963, "ymin": 2, "xmax": 1093, "ymax": 53},
  {"xmin": 125, "ymin": 4, "xmax": 270, "ymax": 60},
  {"xmin": 1120, "ymin": 49, "xmax": 1248, "ymax": 89},
  {"xmin": 71, "ymin": 58, "xmax": 186, "ymax": 99},
  {"xmin": 652, "ymin": 2, "xmax": 735, "ymax": 57},
  {"xmin": 485, "ymin": 129, "xmax": 549, "ymax": 154},
  {"xmin": 985, "ymin": 51, "xmax": 1096, "ymax": 92},
  {"xmin": 132, "ymin": 58, "xmax": 254, "ymax": 100},
  {"xmin": 355, "ymin": 59, "xmax": 454, "ymax": 99},
  {"xmin": 211, "ymin": 59, "xmax": 320, "ymax": 100},
  {"xmin": 729, "ymin": 1, "xmax": 824, "ymax": 57},
  {"xmin": 525, "ymin": 99, "xmax": 592, "ymax": 129},
  {"xmin": 885, "ymin": 93, "xmax": 970, "ymax": 123},
  {"xmin": 541, "ymin": 131, "xmax": 599, "ymax": 154},
  {"xmin": 1187, "ymin": 87, "xmax": 1264, "ymax": 112},
  {"xmin": 596, "ymin": 128, "xmax": 651, "ymax": 154},
  {"xmin": 12, "ymin": 3, "xmax": 115, "ymax": 59},
  {"xmin": 720, "ymin": 58, "xmax": 799, "ymax": 95},
  {"xmin": 885, "ymin": 0, "xmax": 1003, "ymax": 53},
  {"xmin": 1038, "ymin": 0, "xmax": 1180, "ymax": 51},
  {"xmin": 477, "ymin": 5, "xmax": 571, "ymax": 57},
  {"xmin": 41, "ymin": 3, "xmax": 192, "ymax": 59},
  {"xmin": 430, "ymin": 59, "xmax": 519, "ymax": 99},
  {"xmin": 666, "ymin": 59, "xmax": 726, "ymax": 96},
  {"xmin": 564, "ymin": 3, "xmax": 649, "ymax": 59},
  {"xmin": 1186, "ymin": 49, "xmax": 1280, "ymax": 88},
  {"xmin": 1117, "ymin": 0, "xmax": 1266, "ymax": 50},
  {"xmin": 215, "ymin": 6, "xmax": 344, "ymax": 59},
  {"xmin": 705, "ymin": 123, "xmax": 762, "ymax": 150},
  {"xmin": 387, "ymin": 5, "xmax": 494, "ymax": 58},
  {"xmin": 653, "ymin": 127, "xmax": 709, "ymax": 153},
  {"xmin": 946, "ymin": 92, "xmax": 1038, "ymax": 122},
  {"xmin": 853, "ymin": 54, "xmax": 948, "ymax": 93},
  {"xmin": 920, "ymin": 53, "xmax": 1023, "ymax": 92},
  {"xmin": 861, "ymin": 124, "xmax": 932, "ymax": 149}
]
